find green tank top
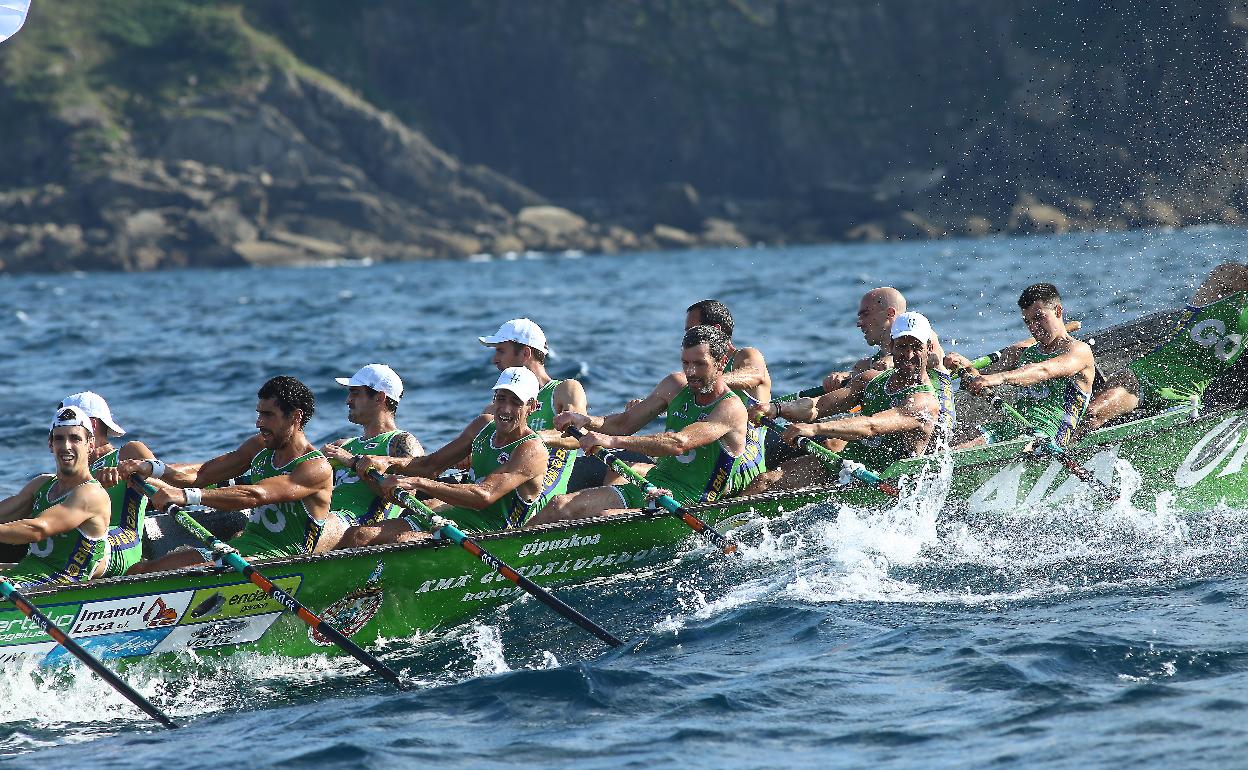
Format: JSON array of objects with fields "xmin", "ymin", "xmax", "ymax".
[
  {"xmin": 1012, "ymin": 344, "xmax": 1090, "ymax": 446},
  {"xmin": 651, "ymin": 387, "xmax": 763, "ymax": 503},
  {"xmin": 329, "ymin": 430, "xmax": 407, "ymax": 525},
  {"xmin": 238, "ymin": 448, "xmax": 326, "ymax": 554},
  {"xmin": 91, "ymin": 448, "xmax": 148, "ymax": 561},
  {"xmin": 461, "ymin": 422, "xmax": 544, "ymax": 530},
  {"xmin": 8, "ymin": 477, "xmax": 108, "ymax": 588},
  {"xmin": 842, "ymin": 369, "xmax": 937, "ymax": 471},
  {"xmin": 722, "ymin": 353, "xmax": 769, "ymax": 476},
  {"xmin": 1130, "ymin": 292, "xmax": 1248, "ymax": 402},
  {"xmin": 527, "ymin": 380, "xmax": 578, "ymax": 503}
]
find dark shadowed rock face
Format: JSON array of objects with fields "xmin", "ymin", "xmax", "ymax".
[{"xmin": 3, "ymin": 1, "xmax": 1248, "ymax": 273}]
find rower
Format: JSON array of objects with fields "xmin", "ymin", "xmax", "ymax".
[
  {"xmin": 478, "ymin": 318, "xmax": 585, "ymax": 502},
  {"xmin": 0, "ymin": 406, "xmax": 112, "ymax": 588},
  {"xmin": 614, "ymin": 300, "xmax": 772, "ymax": 481},
  {"xmin": 123, "ymin": 376, "xmax": 338, "ymax": 573},
  {"xmin": 319, "ymin": 364, "xmax": 424, "ymax": 526},
  {"xmin": 56, "ymin": 391, "xmax": 155, "ymax": 577},
  {"xmin": 753, "ymin": 312, "xmax": 943, "ymax": 491},
  {"xmin": 946, "ymin": 283, "xmax": 1096, "ymax": 448},
  {"xmin": 336, "ymin": 366, "xmax": 550, "ymax": 547},
  {"xmin": 821, "ymin": 287, "xmax": 907, "ymax": 395},
  {"xmin": 1083, "ymin": 262, "xmax": 1248, "ymax": 431},
  {"xmin": 531, "ymin": 325, "xmax": 761, "ymax": 523}
]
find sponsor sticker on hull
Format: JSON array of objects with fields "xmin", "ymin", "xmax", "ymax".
[
  {"xmin": 154, "ymin": 613, "xmax": 284, "ymax": 653},
  {"xmin": 44, "ymin": 627, "xmax": 173, "ymax": 664},
  {"xmin": 178, "ymin": 577, "xmax": 302, "ymax": 625},
  {"xmin": 0, "ymin": 605, "xmax": 77, "ymax": 648},
  {"xmin": 69, "ymin": 592, "xmax": 193, "ymax": 637}
]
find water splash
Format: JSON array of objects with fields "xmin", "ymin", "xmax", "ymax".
[{"xmin": 461, "ymin": 625, "xmax": 511, "ymax": 677}]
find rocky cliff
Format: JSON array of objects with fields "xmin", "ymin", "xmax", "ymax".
[{"xmin": 3, "ymin": 1, "xmax": 1248, "ymax": 273}]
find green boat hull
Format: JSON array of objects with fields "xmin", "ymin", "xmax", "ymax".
[{"xmin": 2, "ymin": 403, "xmax": 1245, "ymax": 666}]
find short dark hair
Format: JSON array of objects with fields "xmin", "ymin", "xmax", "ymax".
[
  {"xmin": 505, "ymin": 340, "xmax": 546, "ymax": 364},
  {"xmin": 682, "ymin": 325, "xmax": 730, "ymax": 361},
  {"xmin": 1018, "ymin": 283, "xmax": 1062, "ymax": 309},
  {"xmin": 257, "ymin": 376, "xmax": 315, "ymax": 427},
  {"xmin": 687, "ymin": 299, "xmax": 734, "ymax": 339},
  {"xmin": 362, "ymin": 387, "xmax": 400, "ymax": 414}
]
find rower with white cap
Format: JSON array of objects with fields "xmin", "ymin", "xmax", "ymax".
[
  {"xmin": 478, "ymin": 318, "xmax": 586, "ymax": 501},
  {"xmin": 337, "ymin": 366, "xmax": 551, "ymax": 547},
  {"xmin": 57, "ymin": 391, "xmax": 156, "ymax": 577},
  {"xmin": 757, "ymin": 312, "xmax": 946, "ymax": 491},
  {"xmin": 0, "ymin": 406, "xmax": 112, "ymax": 587},
  {"xmin": 320, "ymin": 364, "xmax": 424, "ymax": 528}
]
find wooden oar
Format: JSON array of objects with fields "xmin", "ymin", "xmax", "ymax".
[
  {"xmin": 0, "ymin": 577, "xmax": 178, "ymax": 729},
  {"xmin": 132, "ymin": 478, "xmax": 409, "ymax": 690},
  {"xmin": 562, "ymin": 426, "xmax": 738, "ymax": 554},
  {"xmin": 367, "ymin": 469, "xmax": 623, "ymax": 648},
  {"xmin": 775, "ymin": 321, "xmax": 1083, "ymax": 402}
]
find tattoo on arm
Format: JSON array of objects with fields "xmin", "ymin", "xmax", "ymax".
[{"xmin": 388, "ymin": 432, "xmax": 424, "ymax": 459}]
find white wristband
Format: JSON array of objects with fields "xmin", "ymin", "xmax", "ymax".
[
  {"xmin": 147, "ymin": 459, "xmax": 167, "ymax": 479},
  {"xmin": 184, "ymin": 487, "xmax": 203, "ymax": 506}
]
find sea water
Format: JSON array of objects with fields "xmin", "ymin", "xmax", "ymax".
[{"xmin": 1, "ymin": 228, "xmax": 1246, "ymax": 768}]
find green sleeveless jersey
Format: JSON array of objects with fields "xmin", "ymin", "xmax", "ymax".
[
  {"xmin": 7, "ymin": 477, "xmax": 108, "ymax": 588},
  {"xmin": 649, "ymin": 387, "xmax": 763, "ymax": 504},
  {"xmin": 526, "ymin": 380, "xmax": 578, "ymax": 503},
  {"xmin": 1130, "ymin": 292, "xmax": 1248, "ymax": 405},
  {"xmin": 232, "ymin": 448, "xmax": 327, "ymax": 558},
  {"xmin": 840, "ymin": 369, "xmax": 937, "ymax": 471},
  {"xmin": 436, "ymin": 422, "xmax": 544, "ymax": 533},
  {"xmin": 722, "ymin": 355, "xmax": 770, "ymax": 475},
  {"xmin": 91, "ymin": 448, "xmax": 149, "ymax": 577},
  {"xmin": 330, "ymin": 430, "xmax": 408, "ymax": 525},
  {"xmin": 1009, "ymin": 344, "xmax": 1091, "ymax": 446}
]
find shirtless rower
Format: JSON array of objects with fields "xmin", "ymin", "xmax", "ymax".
[
  {"xmin": 478, "ymin": 318, "xmax": 585, "ymax": 502},
  {"xmin": 946, "ymin": 283, "xmax": 1096, "ymax": 448},
  {"xmin": 750, "ymin": 313, "xmax": 944, "ymax": 491},
  {"xmin": 336, "ymin": 367, "xmax": 550, "ymax": 547},
  {"xmin": 531, "ymin": 325, "xmax": 762, "ymax": 523},
  {"xmin": 0, "ymin": 407, "xmax": 112, "ymax": 588},
  {"xmin": 57, "ymin": 391, "xmax": 154, "ymax": 577},
  {"xmin": 319, "ymin": 365, "xmax": 424, "ymax": 527},
  {"xmin": 123, "ymin": 376, "xmax": 337, "ymax": 573},
  {"xmin": 1083, "ymin": 262, "xmax": 1248, "ymax": 431}
]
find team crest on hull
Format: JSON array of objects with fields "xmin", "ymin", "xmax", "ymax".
[{"xmin": 310, "ymin": 560, "xmax": 385, "ymax": 646}]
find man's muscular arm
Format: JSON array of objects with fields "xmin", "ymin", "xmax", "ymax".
[
  {"xmin": 583, "ymin": 394, "xmax": 743, "ymax": 458},
  {"xmin": 148, "ymin": 454, "xmax": 332, "ymax": 513},
  {"xmin": 540, "ymin": 379, "xmax": 588, "ymax": 450},
  {"xmin": 556, "ymin": 373, "xmax": 683, "ymax": 437}
]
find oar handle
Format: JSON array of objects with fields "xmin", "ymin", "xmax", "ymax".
[
  {"xmin": 744, "ymin": 395, "xmax": 900, "ymax": 497},
  {"xmin": 562, "ymin": 425, "xmax": 737, "ymax": 554},
  {"xmin": 0, "ymin": 577, "xmax": 178, "ymax": 728},
  {"xmin": 365, "ymin": 469, "xmax": 623, "ymax": 647},
  {"xmin": 131, "ymin": 476, "xmax": 409, "ymax": 689}
]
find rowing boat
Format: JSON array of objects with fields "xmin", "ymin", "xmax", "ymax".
[
  {"xmin": 2, "ymin": 397, "xmax": 1244, "ymax": 666},
  {"xmin": 2, "ymin": 310, "xmax": 1246, "ymax": 666}
]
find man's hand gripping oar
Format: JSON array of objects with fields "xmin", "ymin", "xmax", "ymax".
[
  {"xmin": 562, "ymin": 426, "xmax": 739, "ymax": 554},
  {"xmin": 131, "ymin": 477, "xmax": 409, "ymax": 690},
  {"xmin": 369, "ymin": 470, "xmax": 623, "ymax": 648},
  {"xmin": 956, "ymin": 375, "xmax": 1119, "ymax": 502},
  {"xmin": 743, "ymin": 394, "xmax": 901, "ymax": 497},
  {"xmin": 774, "ymin": 321, "xmax": 1083, "ymax": 403},
  {"xmin": 0, "ymin": 577, "xmax": 178, "ymax": 729}
]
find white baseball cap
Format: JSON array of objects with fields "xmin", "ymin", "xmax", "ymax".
[
  {"xmin": 51, "ymin": 405, "xmax": 94, "ymax": 434},
  {"xmin": 492, "ymin": 366, "xmax": 540, "ymax": 403},
  {"xmin": 478, "ymin": 318, "xmax": 549, "ymax": 355},
  {"xmin": 335, "ymin": 364, "xmax": 404, "ymax": 402},
  {"xmin": 58, "ymin": 391, "xmax": 124, "ymax": 436},
  {"xmin": 891, "ymin": 311, "xmax": 933, "ymax": 344}
]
